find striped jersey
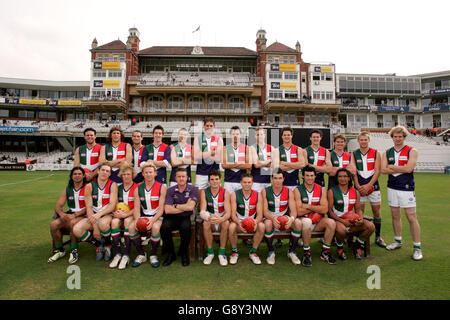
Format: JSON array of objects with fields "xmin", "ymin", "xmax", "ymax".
[
  {"xmin": 265, "ymin": 186, "xmax": 289, "ymax": 217},
  {"xmin": 279, "ymin": 144, "xmax": 300, "ymax": 186},
  {"xmin": 169, "ymin": 143, "xmax": 192, "ymax": 183},
  {"xmin": 386, "ymin": 145, "xmax": 415, "ymax": 191},
  {"xmin": 138, "ymin": 181, "xmax": 163, "ymax": 217},
  {"xmin": 197, "ymin": 134, "xmax": 221, "ymax": 175},
  {"xmin": 118, "ymin": 182, "xmax": 139, "ymax": 210},
  {"xmin": 235, "ymin": 189, "xmax": 258, "ymax": 221},
  {"xmin": 224, "ymin": 143, "xmax": 247, "ymax": 183},
  {"xmin": 78, "ymin": 144, "xmax": 102, "ymax": 172},
  {"xmin": 66, "ymin": 185, "xmax": 87, "ymax": 213},
  {"xmin": 91, "ymin": 179, "xmax": 114, "ymax": 213},
  {"xmin": 328, "ymin": 150, "xmax": 352, "ymax": 189},
  {"xmin": 251, "ymin": 144, "xmax": 272, "ymax": 183},
  {"xmin": 331, "ymin": 186, "xmax": 357, "ymax": 218},
  {"xmin": 205, "ymin": 186, "xmax": 226, "ymax": 216},
  {"xmin": 306, "ymin": 146, "xmax": 327, "ymax": 187},
  {"xmin": 353, "ymin": 148, "xmax": 380, "ymax": 190}
]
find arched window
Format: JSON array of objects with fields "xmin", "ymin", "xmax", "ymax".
[
  {"xmin": 229, "ymin": 96, "xmax": 244, "ymax": 112},
  {"xmin": 148, "ymin": 95, "xmax": 163, "ymax": 111},
  {"xmin": 208, "ymin": 96, "xmax": 225, "ymax": 110},
  {"xmin": 168, "ymin": 96, "xmax": 184, "ymax": 110},
  {"xmin": 188, "ymin": 95, "xmax": 205, "ymax": 110}
]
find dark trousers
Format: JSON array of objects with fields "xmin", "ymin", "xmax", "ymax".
[{"xmin": 160, "ymin": 215, "xmax": 191, "ymax": 257}]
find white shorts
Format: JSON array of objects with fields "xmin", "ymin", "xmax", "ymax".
[
  {"xmin": 285, "ymin": 185, "xmax": 297, "ymax": 191},
  {"xmin": 387, "ymin": 188, "xmax": 416, "ymax": 208},
  {"xmin": 224, "ymin": 182, "xmax": 242, "ymax": 194},
  {"xmin": 252, "ymin": 182, "xmax": 271, "ymax": 193},
  {"xmin": 195, "ymin": 174, "xmax": 210, "ymax": 190},
  {"xmin": 360, "ymin": 190, "xmax": 381, "ymax": 204}
]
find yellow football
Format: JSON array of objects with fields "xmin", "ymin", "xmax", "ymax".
[{"xmin": 116, "ymin": 202, "xmax": 130, "ymax": 212}]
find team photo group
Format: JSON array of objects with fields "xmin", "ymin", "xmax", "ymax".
[{"xmin": 48, "ymin": 117, "xmax": 423, "ymax": 270}]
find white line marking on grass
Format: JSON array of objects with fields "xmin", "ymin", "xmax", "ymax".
[{"xmin": 0, "ymin": 173, "xmax": 55, "ymax": 187}]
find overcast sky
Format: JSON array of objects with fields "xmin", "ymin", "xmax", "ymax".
[{"xmin": 1, "ymin": 0, "xmax": 449, "ymax": 81}]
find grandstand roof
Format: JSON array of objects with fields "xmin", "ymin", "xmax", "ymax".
[
  {"xmin": 265, "ymin": 42, "xmax": 297, "ymax": 53},
  {"xmin": 92, "ymin": 40, "xmax": 128, "ymax": 51},
  {"xmin": 139, "ymin": 46, "xmax": 256, "ymax": 57},
  {"xmin": 409, "ymin": 70, "xmax": 450, "ymax": 79},
  {"xmin": 0, "ymin": 77, "xmax": 89, "ymax": 89}
]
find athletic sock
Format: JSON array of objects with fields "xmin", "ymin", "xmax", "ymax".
[
  {"xmin": 207, "ymin": 247, "xmax": 214, "ymax": 255},
  {"xmin": 303, "ymin": 246, "xmax": 311, "ymax": 255},
  {"xmin": 101, "ymin": 229, "xmax": 112, "ymax": 248},
  {"xmin": 231, "ymin": 247, "xmax": 238, "ymax": 255},
  {"xmin": 80, "ymin": 231, "xmax": 101, "ymax": 247},
  {"xmin": 219, "ymin": 248, "xmax": 226, "ymax": 256},
  {"xmin": 321, "ymin": 243, "xmax": 331, "ymax": 253},
  {"xmin": 374, "ymin": 217, "xmax": 382, "ymax": 238},
  {"xmin": 289, "ymin": 230, "xmax": 301, "ymax": 253},
  {"xmin": 130, "ymin": 232, "xmax": 145, "ymax": 255},
  {"xmin": 357, "ymin": 237, "xmax": 366, "ymax": 249},
  {"xmin": 150, "ymin": 233, "xmax": 160, "ymax": 256},
  {"xmin": 250, "ymin": 247, "xmax": 258, "ymax": 254},
  {"xmin": 123, "ymin": 229, "xmax": 131, "ymax": 256},
  {"xmin": 265, "ymin": 231, "xmax": 274, "ymax": 252},
  {"xmin": 55, "ymin": 242, "xmax": 64, "ymax": 252},
  {"xmin": 413, "ymin": 242, "xmax": 421, "ymax": 249},
  {"xmin": 336, "ymin": 242, "xmax": 344, "ymax": 250},
  {"xmin": 71, "ymin": 242, "xmax": 79, "ymax": 250},
  {"xmin": 394, "ymin": 236, "xmax": 402, "ymax": 244},
  {"xmin": 111, "ymin": 228, "xmax": 122, "ymax": 255}
]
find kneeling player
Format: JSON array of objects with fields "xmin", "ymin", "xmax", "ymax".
[
  {"xmin": 262, "ymin": 169, "xmax": 301, "ymax": 265},
  {"xmin": 109, "ymin": 163, "xmax": 139, "ymax": 269},
  {"xmin": 327, "ymin": 168, "xmax": 375, "ymax": 260},
  {"xmin": 228, "ymin": 174, "xmax": 265, "ymax": 265},
  {"xmin": 131, "ymin": 163, "xmax": 166, "ymax": 268},
  {"xmin": 199, "ymin": 170, "xmax": 231, "ymax": 266},
  {"xmin": 72, "ymin": 163, "xmax": 118, "ymax": 261},
  {"xmin": 294, "ymin": 166, "xmax": 337, "ymax": 266},
  {"xmin": 48, "ymin": 167, "xmax": 87, "ymax": 264}
]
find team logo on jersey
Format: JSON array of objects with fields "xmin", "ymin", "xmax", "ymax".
[
  {"xmin": 268, "ymin": 201, "xmax": 274, "ymax": 205},
  {"xmin": 148, "ymin": 153, "xmax": 154, "ymax": 157},
  {"xmin": 337, "ymin": 200, "xmax": 343, "ymax": 204},
  {"xmin": 238, "ymin": 204, "xmax": 245, "ymax": 208},
  {"xmin": 281, "ymin": 154, "xmax": 286, "ymax": 158},
  {"xmin": 202, "ymin": 142, "xmax": 207, "ymax": 146},
  {"xmin": 333, "ymin": 161, "xmax": 339, "ymax": 164},
  {"xmin": 185, "ymin": 192, "xmax": 190, "ymax": 197},
  {"xmin": 107, "ymin": 152, "xmax": 113, "ymax": 156},
  {"xmin": 302, "ymin": 197, "xmax": 308, "ymax": 202},
  {"xmin": 309, "ymin": 156, "xmax": 314, "ymax": 160},
  {"xmin": 81, "ymin": 153, "xmax": 86, "ymax": 157},
  {"xmin": 68, "ymin": 196, "xmax": 74, "ymax": 200},
  {"xmin": 389, "ymin": 157, "xmax": 394, "ymax": 161},
  {"xmin": 140, "ymin": 197, "xmax": 145, "ymax": 201},
  {"xmin": 207, "ymin": 202, "xmax": 213, "ymax": 206},
  {"xmin": 93, "ymin": 195, "xmax": 98, "ymax": 199},
  {"xmin": 357, "ymin": 159, "xmax": 362, "ymax": 163}
]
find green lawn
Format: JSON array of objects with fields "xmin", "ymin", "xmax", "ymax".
[{"xmin": 0, "ymin": 171, "xmax": 449, "ymax": 300}]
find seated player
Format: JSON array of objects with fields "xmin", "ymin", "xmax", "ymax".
[
  {"xmin": 131, "ymin": 162, "xmax": 166, "ymax": 268},
  {"xmin": 108, "ymin": 163, "xmax": 139, "ymax": 269},
  {"xmin": 294, "ymin": 166, "xmax": 337, "ymax": 266},
  {"xmin": 72, "ymin": 163, "xmax": 118, "ymax": 262},
  {"xmin": 228, "ymin": 173, "xmax": 265, "ymax": 265},
  {"xmin": 48, "ymin": 167, "xmax": 88, "ymax": 264},
  {"xmin": 327, "ymin": 168, "xmax": 375, "ymax": 260},
  {"xmin": 199, "ymin": 170, "xmax": 231, "ymax": 266},
  {"xmin": 262, "ymin": 168, "xmax": 301, "ymax": 265}
]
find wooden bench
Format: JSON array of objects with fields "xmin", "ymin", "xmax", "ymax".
[{"xmin": 196, "ymin": 216, "xmax": 373, "ymax": 260}]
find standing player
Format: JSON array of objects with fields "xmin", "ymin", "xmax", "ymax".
[
  {"xmin": 305, "ymin": 129, "xmax": 332, "ymax": 188},
  {"xmin": 381, "ymin": 126, "xmax": 422, "ymax": 260},
  {"xmin": 73, "ymin": 128, "xmax": 102, "ymax": 181},
  {"xmin": 327, "ymin": 168, "xmax": 375, "ymax": 260},
  {"xmin": 199, "ymin": 170, "xmax": 231, "ymax": 266},
  {"xmin": 328, "ymin": 134, "xmax": 356, "ymax": 190},
  {"xmin": 193, "ymin": 118, "xmax": 224, "ymax": 190},
  {"xmin": 262, "ymin": 169, "xmax": 301, "ymax": 265},
  {"xmin": 144, "ymin": 125, "xmax": 171, "ymax": 185},
  {"xmin": 169, "ymin": 128, "xmax": 193, "ymax": 188},
  {"xmin": 99, "ymin": 126, "xmax": 132, "ymax": 184},
  {"xmin": 131, "ymin": 130, "xmax": 149, "ymax": 184},
  {"xmin": 278, "ymin": 127, "xmax": 306, "ymax": 190},
  {"xmin": 250, "ymin": 127, "xmax": 279, "ymax": 193},
  {"xmin": 48, "ymin": 167, "xmax": 87, "ymax": 264},
  {"xmin": 351, "ymin": 131, "xmax": 386, "ymax": 248},
  {"xmin": 228, "ymin": 174, "xmax": 265, "ymax": 265},
  {"xmin": 222, "ymin": 126, "xmax": 251, "ymax": 193},
  {"xmin": 132, "ymin": 163, "xmax": 166, "ymax": 267},
  {"xmin": 108, "ymin": 163, "xmax": 139, "ymax": 269},
  {"xmin": 72, "ymin": 163, "xmax": 118, "ymax": 261},
  {"xmin": 294, "ymin": 166, "xmax": 337, "ymax": 266}
]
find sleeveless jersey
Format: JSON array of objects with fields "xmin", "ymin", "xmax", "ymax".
[
  {"xmin": 78, "ymin": 144, "xmax": 102, "ymax": 172},
  {"xmin": 353, "ymin": 148, "xmax": 380, "ymax": 191},
  {"xmin": 328, "ymin": 151, "xmax": 352, "ymax": 189},
  {"xmin": 224, "ymin": 143, "xmax": 247, "ymax": 183},
  {"xmin": 205, "ymin": 186, "xmax": 226, "ymax": 216},
  {"xmin": 138, "ymin": 181, "xmax": 162, "ymax": 217},
  {"xmin": 169, "ymin": 143, "xmax": 192, "ymax": 183},
  {"xmin": 279, "ymin": 144, "xmax": 300, "ymax": 186},
  {"xmin": 66, "ymin": 185, "xmax": 86, "ymax": 213},
  {"xmin": 235, "ymin": 189, "xmax": 258, "ymax": 221},
  {"xmin": 306, "ymin": 146, "xmax": 327, "ymax": 187},
  {"xmin": 332, "ymin": 186, "xmax": 357, "ymax": 217},
  {"xmin": 146, "ymin": 143, "xmax": 170, "ymax": 184},
  {"xmin": 386, "ymin": 145, "xmax": 415, "ymax": 191},
  {"xmin": 132, "ymin": 145, "xmax": 148, "ymax": 174},
  {"xmin": 265, "ymin": 186, "xmax": 289, "ymax": 217},
  {"xmin": 118, "ymin": 182, "xmax": 139, "ymax": 210},
  {"xmin": 91, "ymin": 179, "xmax": 113, "ymax": 213},
  {"xmin": 197, "ymin": 134, "xmax": 220, "ymax": 175},
  {"xmin": 251, "ymin": 144, "xmax": 272, "ymax": 184},
  {"xmin": 297, "ymin": 183, "xmax": 322, "ymax": 206}
]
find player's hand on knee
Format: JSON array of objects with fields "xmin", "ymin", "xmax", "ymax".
[{"xmin": 200, "ymin": 210, "xmax": 210, "ymax": 221}]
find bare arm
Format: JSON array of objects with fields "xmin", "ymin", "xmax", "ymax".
[
  {"xmin": 230, "ymin": 192, "xmax": 240, "ymax": 225},
  {"xmin": 381, "ymin": 151, "xmax": 394, "ymax": 175},
  {"xmin": 73, "ymin": 147, "xmax": 80, "ymax": 167},
  {"xmin": 255, "ymin": 193, "xmax": 263, "ymax": 224},
  {"xmin": 389, "ymin": 148, "xmax": 418, "ymax": 174},
  {"xmin": 54, "ymin": 189, "xmax": 68, "ymax": 217}
]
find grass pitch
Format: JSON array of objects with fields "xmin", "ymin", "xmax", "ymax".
[{"xmin": 0, "ymin": 171, "xmax": 449, "ymax": 300}]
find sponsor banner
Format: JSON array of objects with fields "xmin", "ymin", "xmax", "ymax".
[
  {"xmin": 103, "ymin": 80, "xmax": 121, "ymax": 87},
  {"xmin": 0, "ymin": 126, "xmax": 36, "ymax": 133},
  {"xmin": 424, "ymin": 105, "xmax": 450, "ymax": 112},
  {"xmin": 377, "ymin": 106, "xmax": 410, "ymax": 112},
  {"xmin": 280, "ymin": 82, "xmax": 297, "ymax": 90},
  {"xmin": 94, "ymin": 80, "xmax": 103, "ymax": 87},
  {"xmin": 58, "ymin": 100, "xmax": 82, "ymax": 106},
  {"xmin": 314, "ymin": 66, "xmax": 333, "ymax": 73},
  {"xmin": 94, "ymin": 61, "xmax": 103, "ymax": 69},
  {"xmin": 341, "ymin": 105, "xmax": 370, "ymax": 110},
  {"xmin": 101, "ymin": 61, "xmax": 120, "ymax": 69},
  {"xmin": 271, "ymin": 82, "xmax": 280, "ymax": 89},
  {"xmin": 430, "ymin": 88, "xmax": 450, "ymax": 95},
  {"xmin": 6, "ymin": 98, "xmax": 20, "ymax": 104},
  {"xmin": 35, "ymin": 163, "xmax": 72, "ymax": 171},
  {"xmin": 270, "ymin": 64, "xmax": 280, "ymax": 71},
  {"xmin": 0, "ymin": 163, "xmax": 27, "ymax": 171},
  {"xmin": 279, "ymin": 64, "xmax": 296, "ymax": 72},
  {"xmin": 19, "ymin": 98, "xmax": 47, "ymax": 105}
]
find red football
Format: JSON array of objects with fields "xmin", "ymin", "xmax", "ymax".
[
  {"xmin": 307, "ymin": 212, "xmax": 323, "ymax": 224},
  {"xmin": 366, "ymin": 185, "xmax": 375, "ymax": 195},
  {"xmin": 241, "ymin": 217, "xmax": 256, "ymax": 233},
  {"xmin": 341, "ymin": 212, "xmax": 360, "ymax": 223},
  {"xmin": 136, "ymin": 217, "xmax": 150, "ymax": 232},
  {"xmin": 277, "ymin": 215, "xmax": 290, "ymax": 231}
]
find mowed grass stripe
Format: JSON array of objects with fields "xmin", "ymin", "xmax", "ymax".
[{"xmin": 0, "ymin": 171, "xmax": 449, "ymax": 300}]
